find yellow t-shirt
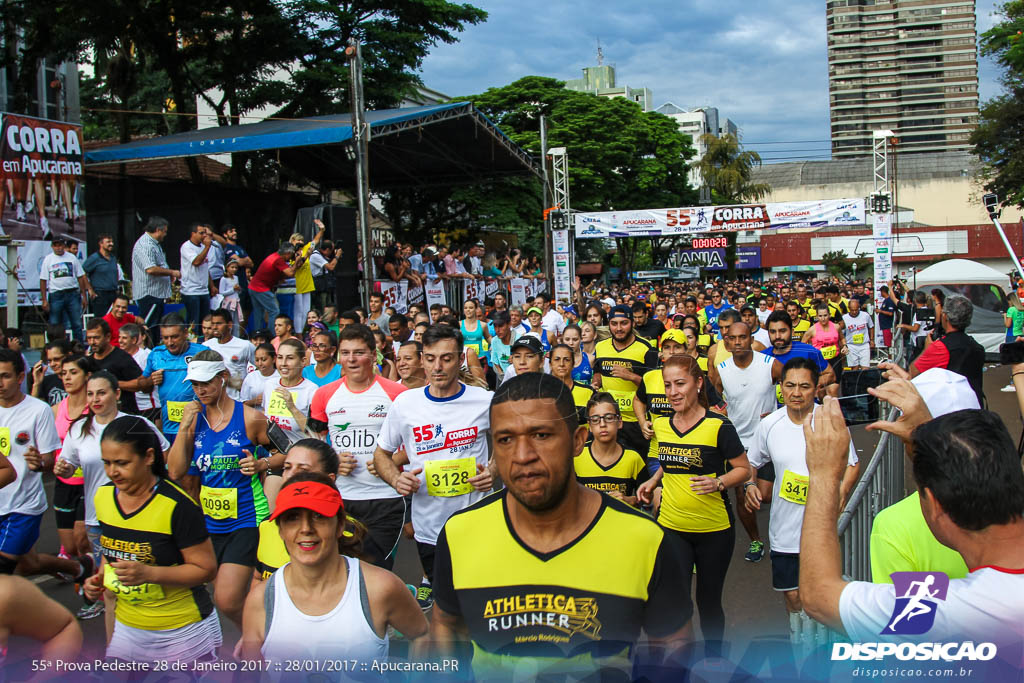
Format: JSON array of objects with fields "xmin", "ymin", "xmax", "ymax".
[
  {"xmin": 574, "ymin": 445, "xmax": 649, "ymax": 498},
  {"xmin": 650, "ymin": 413, "xmax": 745, "ymax": 533},
  {"xmin": 294, "ymin": 242, "xmax": 315, "ymax": 294}
]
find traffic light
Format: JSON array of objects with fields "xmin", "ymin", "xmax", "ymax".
[
  {"xmin": 549, "ymin": 210, "xmax": 568, "ymax": 231},
  {"xmin": 869, "ymin": 193, "xmax": 891, "ymax": 214}
]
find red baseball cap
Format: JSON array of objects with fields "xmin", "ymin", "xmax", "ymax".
[{"xmin": 269, "ymin": 481, "xmax": 344, "ymax": 521}]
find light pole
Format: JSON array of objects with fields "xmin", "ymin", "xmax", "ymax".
[{"xmin": 346, "ymin": 38, "xmax": 374, "ymax": 310}]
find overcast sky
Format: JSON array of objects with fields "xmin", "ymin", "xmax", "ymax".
[{"xmin": 419, "ymin": 0, "xmax": 1004, "ymax": 163}]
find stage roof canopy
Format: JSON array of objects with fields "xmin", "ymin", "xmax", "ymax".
[{"xmin": 84, "ymin": 103, "xmax": 539, "ymax": 188}]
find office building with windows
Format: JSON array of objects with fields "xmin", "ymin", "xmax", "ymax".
[{"xmin": 826, "ymin": 0, "xmax": 978, "ymax": 157}]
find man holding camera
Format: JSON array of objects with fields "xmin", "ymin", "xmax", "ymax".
[{"xmin": 910, "ymin": 295, "xmax": 984, "ymax": 405}]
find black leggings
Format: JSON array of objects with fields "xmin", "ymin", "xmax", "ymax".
[{"xmin": 664, "ymin": 526, "xmax": 735, "ymax": 648}]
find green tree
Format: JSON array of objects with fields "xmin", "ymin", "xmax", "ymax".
[
  {"xmin": 382, "ymin": 76, "xmax": 699, "ymax": 275},
  {"xmin": 821, "ymin": 250, "xmax": 853, "ymax": 279},
  {"xmin": 695, "ymin": 133, "xmax": 771, "ymax": 204},
  {"xmin": 971, "ymin": 1, "xmax": 1024, "ymax": 208},
  {"xmin": 1, "ymin": 0, "xmax": 486, "ymax": 185}
]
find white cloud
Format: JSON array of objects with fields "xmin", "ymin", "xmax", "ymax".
[{"xmin": 421, "ymin": 0, "xmax": 1001, "ymax": 157}]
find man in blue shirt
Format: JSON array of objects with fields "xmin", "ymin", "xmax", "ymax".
[
  {"xmin": 216, "ymin": 225, "xmax": 254, "ymax": 331},
  {"xmin": 878, "ymin": 284, "xmax": 897, "ymax": 351},
  {"xmin": 82, "ymin": 234, "xmax": 122, "ymax": 318},
  {"xmin": 137, "ymin": 314, "xmax": 209, "ymax": 444},
  {"xmin": 764, "ymin": 310, "xmax": 836, "ymax": 394},
  {"xmin": 704, "ymin": 289, "xmax": 732, "ymax": 335}
]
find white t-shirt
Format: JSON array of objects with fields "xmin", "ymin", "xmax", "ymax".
[
  {"xmin": 757, "ymin": 308, "xmax": 771, "ymax": 325},
  {"xmin": 261, "ymin": 377, "xmax": 318, "ymax": 433},
  {"xmin": 0, "ymin": 395, "xmax": 62, "ymax": 516},
  {"xmin": 717, "ymin": 353, "xmax": 777, "ymax": 447},
  {"xmin": 842, "ymin": 311, "xmax": 873, "ymax": 347},
  {"xmin": 219, "ymin": 275, "xmax": 240, "ymax": 305},
  {"xmin": 310, "ymin": 376, "xmax": 407, "ymax": 501},
  {"xmin": 60, "ymin": 413, "xmax": 168, "ymax": 526},
  {"xmin": 840, "ymin": 567, "xmax": 1024, "ymax": 651},
  {"xmin": 751, "ymin": 325, "xmax": 771, "ymax": 349},
  {"xmin": 241, "ymin": 370, "xmax": 277, "ymax": 404},
  {"xmin": 541, "ymin": 309, "xmax": 566, "ymax": 338},
  {"xmin": 131, "ymin": 347, "xmax": 160, "ymax": 410},
  {"xmin": 377, "ymin": 383, "xmax": 492, "ymax": 545},
  {"xmin": 40, "ymin": 252, "xmax": 83, "ymax": 292},
  {"xmin": 203, "ymin": 336, "xmax": 255, "ymax": 400},
  {"xmin": 179, "ymin": 240, "xmax": 211, "ymax": 296},
  {"xmin": 747, "ymin": 407, "xmax": 858, "ymax": 554}
]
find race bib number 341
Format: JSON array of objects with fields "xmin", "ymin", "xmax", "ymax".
[
  {"xmin": 779, "ymin": 470, "xmax": 809, "ymax": 505},
  {"xmin": 425, "ymin": 457, "xmax": 475, "ymax": 497}
]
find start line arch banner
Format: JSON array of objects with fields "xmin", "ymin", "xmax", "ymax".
[{"xmin": 573, "ymin": 198, "xmax": 864, "ymax": 238}]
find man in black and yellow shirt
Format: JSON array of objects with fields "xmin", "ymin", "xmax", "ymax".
[
  {"xmin": 430, "ymin": 374, "xmax": 691, "ymax": 679},
  {"xmin": 592, "ymin": 305, "xmax": 658, "ymax": 457},
  {"xmin": 633, "ymin": 329, "xmax": 691, "ymax": 472}
]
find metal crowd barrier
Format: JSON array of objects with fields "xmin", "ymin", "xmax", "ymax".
[{"xmin": 804, "ymin": 341, "xmax": 909, "ymax": 646}]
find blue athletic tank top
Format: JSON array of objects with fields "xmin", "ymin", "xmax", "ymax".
[
  {"xmin": 572, "ymin": 348, "xmax": 593, "ymax": 383},
  {"xmin": 188, "ymin": 400, "xmax": 265, "ymax": 533}
]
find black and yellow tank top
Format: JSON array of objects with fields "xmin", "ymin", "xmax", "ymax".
[
  {"xmin": 650, "ymin": 412, "xmax": 745, "ymax": 533},
  {"xmin": 574, "ymin": 445, "xmax": 649, "ymax": 497},
  {"xmin": 94, "ymin": 479, "xmax": 214, "ymax": 631},
  {"xmin": 431, "ymin": 491, "xmax": 692, "ymax": 679},
  {"xmin": 255, "ymin": 519, "xmax": 290, "ymax": 580},
  {"xmin": 594, "ymin": 337, "xmax": 658, "ymax": 422}
]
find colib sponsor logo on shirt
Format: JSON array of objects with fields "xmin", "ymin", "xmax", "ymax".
[{"xmin": 831, "ymin": 572, "xmax": 997, "ymax": 662}]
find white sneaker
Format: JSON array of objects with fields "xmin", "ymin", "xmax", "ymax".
[
  {"xmin": 15, "ymin": 203, "xmax": 25, "ymax": 221},
  {"xmin": 0, "ymin": 221, "xmax": 6, "ymax": 236},
  {"xmin": 40, "ymin": 217, "xmax": 50, "ymax": 238},
  {"xmin": 1001, "ymin": 384, "xmax": 1016, "ymax": 393}
]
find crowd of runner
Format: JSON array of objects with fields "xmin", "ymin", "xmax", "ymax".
[{"xmin": 1, "ymin": 228, "xmax": 1022, "ymax": 681}]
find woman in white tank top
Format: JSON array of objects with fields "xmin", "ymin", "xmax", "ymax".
[{"xmin": 240, "ymin": 473, "xmax": 427, "ymax": 679}]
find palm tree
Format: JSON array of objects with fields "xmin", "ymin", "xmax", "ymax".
[{"xmin": 694, "ymin": 133, "xmax": 772, "ymax": 204}]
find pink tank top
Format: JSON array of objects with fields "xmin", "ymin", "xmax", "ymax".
[
  {"xmin": 810, "ymin": 322, "xmax": 841, "ymax": 360},
  {"xmin": 55, "ymin": 397, "xmax": 87, "ymax": 485}
]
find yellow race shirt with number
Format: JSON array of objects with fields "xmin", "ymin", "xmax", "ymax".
[
  {"xmin": 651, "ymin": 412, "xmax": 745, "ymax": 533},
  {"xmin": 594, "ymin": 337, "xmax": 658, "ymax": 422},
  {"xmin": 431, "ymin": 491, "xmax": 692, "ymax": 679},
  {"xmin": 94, "ymin": 479, "xmax": 214, "ymax": 630},
  {"xmin": 574, "ymin": 446, "xmax": 649, "ymax": 498}
]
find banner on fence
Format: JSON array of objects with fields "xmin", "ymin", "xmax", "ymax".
[
  {"xmin": 574, "ymin": 198, "xmax": 865, "ymax": 238},
  {"xmin": 510, "ymin": 278, "xmax": 528, "ymax": 306},
  {"xmin": 407, "ymin": 284, "xmax": 424, "ymax": 307},
  {"xmin": 425, "ymin": 280, "xmax": 445, "ymax": 309},
  {"xmin": 376, "ymin": 280, "xmax": 409, "ymax": 314},
  {"xmin": 463, "ymin": 278, "xmax": 485, "ymax": 305}
]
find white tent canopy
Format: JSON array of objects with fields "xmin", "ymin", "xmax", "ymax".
[{"xmin": 912, "ymin": 259, "xmax": 1010, "ymax": 288}]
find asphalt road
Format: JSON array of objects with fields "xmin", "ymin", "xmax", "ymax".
[{"xmin": 5, "ymin": 363, "xmax": 1021, "ymax": 679}]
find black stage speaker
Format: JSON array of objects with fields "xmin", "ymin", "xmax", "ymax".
[{"xmin": 293, "ymin": 204, "xmax": 360, "ymax": 311}]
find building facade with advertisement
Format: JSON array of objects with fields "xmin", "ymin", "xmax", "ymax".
[{"xmin": 0, "ymin": 56, "xmax": 85, "ymax": 306}]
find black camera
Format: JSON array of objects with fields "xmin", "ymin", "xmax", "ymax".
[
  {"xmin": 983, "ymin": 193, "xmax": 1001, "ymax": 220},
  {"xmin": 1000, "ymin": 341, "xmax": 1024, "ymax": 365}
]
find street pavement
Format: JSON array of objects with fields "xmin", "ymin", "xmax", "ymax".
[{"xmin": 5, "ymin": 363, "xmax": 1020, "ymax": 678}]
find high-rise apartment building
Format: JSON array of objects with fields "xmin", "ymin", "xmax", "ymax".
[{"xmin": 826, "ymin": 0, "xmax": 978, "ymax": 157}]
